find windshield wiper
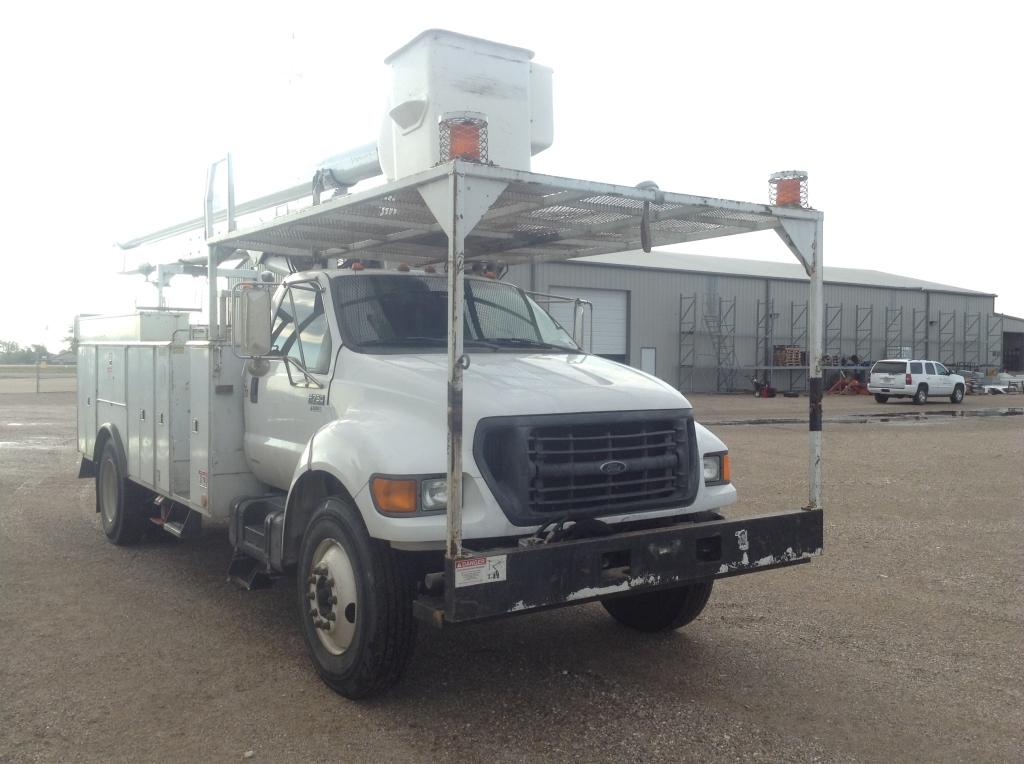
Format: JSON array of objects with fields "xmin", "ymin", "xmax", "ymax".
[
  {"xmin": 360, "ymin": 337, "xmax": 447, "ymax": 347},
  {"xmin": 486, "ymin": 338, "xmax": 575, "ymax": 351},
  {"xmin": 360, "ymin": 337, "xmax": 500, "ymax": 350}
]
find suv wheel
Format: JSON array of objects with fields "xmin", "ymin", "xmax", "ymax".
[
  {"xmin": 913, "ymin": 385, "xmax": 928, "ymax": 405},
  {"xmin": 950, "ymin": 384, "xmax": 964, "ymax": 404}
]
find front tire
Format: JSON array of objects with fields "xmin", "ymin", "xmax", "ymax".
[
  {"xmin": 913, "ymin": 385, "xmax": 928, "ymax": 405},
  {"xmin": 297, "ymin": 497, "xmax": 416, "ymax": 699},
  {"xmin": 950, "ymin": 384, "xmax": 964, "ymax": 403},
  {"xmin": 602, "ymin": 581, "xmax": 713, "ymax": 633},
  {"xmin": 874, "ymin": 394, "xmax": 889, "ymax": 403},
  {"xmin": 96, "ymin": 440, "xmax": 147, "ymax": 545}
]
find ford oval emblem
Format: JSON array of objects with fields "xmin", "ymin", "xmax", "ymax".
[{"xmin": 600, "ymin": 460, "xmax": 628, "ymax": 475}]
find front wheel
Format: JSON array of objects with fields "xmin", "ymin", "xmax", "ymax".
[
  {"xmin": 874, "ymin": 394, "xmax": 889, "ymax": 403},
  {"xmin": 602, "ymin": 581, "xmax": 714, "ymax": 633},
  {"xmin": 950, "ymin": 384, "xmax": 964, "ymax": 403},
  {"xmin": 297, "ymin": 497, "xmax": 416, "ymax": 699}
]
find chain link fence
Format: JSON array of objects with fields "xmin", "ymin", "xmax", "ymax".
[{"xmin": 0, "ymin": 364, "xmax": 77, "ymax": 393}]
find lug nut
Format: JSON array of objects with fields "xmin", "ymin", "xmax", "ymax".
[
  {"xmin": 330, "ymin": 595, "xmax": 338, "ymax": 605},
  {"xmin": 306, "ymin": 591, "xmax": 316, "ymax": 601},
  {"xmin": 324, "ymin": 611, "xmax": 336, "ymax": 621},
  {"xmin": 309, "ymin": 608, "xmax": 318, "ymax": 618},
  {"xmin": 316, "ymin": 619, "xmax": 330, "ymax": 631},
  {"xmin": 307, "ymin": 575, "xmax": 317, "ymax": 585},
  {"xmin": 324, "ymin": 577, "xmax": 334, "ymax": 587}
]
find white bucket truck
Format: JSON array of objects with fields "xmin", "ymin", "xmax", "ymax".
[{"xmin": 78, "ymin": 30, "xmax": 824, "ymax": 698}]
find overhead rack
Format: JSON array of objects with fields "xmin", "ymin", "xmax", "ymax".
[{"xmin": 203, "ymin": 159, "xmax": 825, "ymax": 561}]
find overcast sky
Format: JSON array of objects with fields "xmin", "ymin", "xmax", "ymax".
[{"xmin": 2, "ymin": 0, "xmax": 1021, "ymax": 351}]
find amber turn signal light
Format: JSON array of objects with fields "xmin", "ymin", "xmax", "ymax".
[{"xmin": 371, "ymin": 478, "xmax": 418, "ymax": 513}]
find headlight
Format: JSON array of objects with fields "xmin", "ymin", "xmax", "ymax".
[
  {"xmin": 703, "ymin": 453, "xmax": 730, "ymax": 485},
  {"xmin": 421, "ymin": 478, "xmax": 448, "ymax": 510}
]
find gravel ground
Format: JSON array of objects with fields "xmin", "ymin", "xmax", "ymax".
[{"xmin": 0, "ymin": 392, "xmax": 1021, "ymax": 763}]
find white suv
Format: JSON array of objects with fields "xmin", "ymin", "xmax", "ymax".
[{"xmin": 868, "ymin": 359, "xmax": 966, "ymax": 404}]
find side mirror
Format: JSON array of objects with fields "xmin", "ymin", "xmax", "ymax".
[{"xmin": 232, "ymin": 287, "xmax": 272, "ymax": 357}]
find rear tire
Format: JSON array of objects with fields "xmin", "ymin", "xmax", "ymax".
[
  {"xmin": 602, "ymin": 581, "xmax": 713, "ymax": 633},
  {"xmin": 913, "ymin": 385, "xmax": 928, "ymax": 405},
  {"xmin": 296, "ymin": 497, "xmax": 416, "ymax": 699},
  {"xmin": 874, "ymin": 394, "xmax": 889, "ymax": 403},
  {"xmin": 96, "ymin": 440, "xmax": 148, "ymax": 545},
  {"xmin": 950, "ymin": 384, "xmax": 964, "ymax": 403}
]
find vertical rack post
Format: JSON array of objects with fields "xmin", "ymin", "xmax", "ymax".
[
  {"xmin": 207, "ymin": 245, "xmax": 219, "ymax": 340},
  {"xmin": 445, "ymin": 169, "xmax": 466, "ymax": 561},
  {"xmin": 807, "ymin": 216, "xmax": 824, "ymax": 510}
]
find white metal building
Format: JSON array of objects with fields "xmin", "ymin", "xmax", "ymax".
[{"xmin": 506, "ymin": 251, "xmax": 1015, "ymax": 393}]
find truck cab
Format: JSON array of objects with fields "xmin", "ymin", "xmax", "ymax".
[{"xmin": 244, "ymin": 268, "xmax": 735, "ymax": 549}]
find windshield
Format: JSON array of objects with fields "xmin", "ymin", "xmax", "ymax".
[{"xmin": 331, "ymin": 274, "xmax": 579, "ymax": 353}]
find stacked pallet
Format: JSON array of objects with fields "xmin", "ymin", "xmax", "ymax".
[{"xmin": 772, "ymin": 345, "xmax": 804, "ymax": 367}]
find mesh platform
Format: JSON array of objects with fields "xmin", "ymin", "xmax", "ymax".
[{"xmin": 209, "ymin": 163, "xmax": 799, "ymax": 266}]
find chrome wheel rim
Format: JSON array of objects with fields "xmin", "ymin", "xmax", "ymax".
[
  {"xmin": 307, "ymin": 538, "xmax": 358, "ymax": 655},
  {"xmin": 99, "ymin": 458, "xmax": 118, "ymax": 526}
]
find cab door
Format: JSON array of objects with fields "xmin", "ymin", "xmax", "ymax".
[
  {"xmin": 924, "ymin": 362, "xmax": 946, "ymax": 396},
  {"xmin": 243, "ymin": 278, "xmax": 338, "ymax": 490},
  {"xmin": 933, "ymin": 363, "xmax": 953, "ymax": 395}
]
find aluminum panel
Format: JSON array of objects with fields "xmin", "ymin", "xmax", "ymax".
[
  {"xmin": 77, "ymin": 345, "xmax": 96, "ymax": 457},
  {"xmin": 188, "ymin": 344, "xmax": 211, "ymax": 510},
  {"xmin": 155, "ymin": 348, "xmax": 171, "ymax": 492},
  {"xmin": 95, "ymin": 346, "xmax": 127, "ymax": 444}
]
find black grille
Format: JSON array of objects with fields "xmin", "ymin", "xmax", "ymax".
[{"xmin": 475, "ymin": 410, "xmax": 698, "ymax": 526}]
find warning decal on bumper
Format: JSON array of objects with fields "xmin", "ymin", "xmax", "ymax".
[{"xmin": 454, "ymin": 555, "xmax": 507, "ymax": 588}]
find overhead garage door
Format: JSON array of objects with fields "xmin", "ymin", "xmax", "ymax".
[{"xmin": 547, "ymin": 287, "xmax": 628, "ymax": 359}]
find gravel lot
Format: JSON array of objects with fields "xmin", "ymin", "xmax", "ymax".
[{"xmin": 1, "ymin": 391, "xmax": 1021, "ymax": 763}]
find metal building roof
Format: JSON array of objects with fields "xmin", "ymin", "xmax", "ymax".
[{"xmin": 578, "ymin": 250, "xmax": 994, "ymax": 297}]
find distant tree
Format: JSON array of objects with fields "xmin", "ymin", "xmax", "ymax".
[
  {"xmin": 62, "ymin": 323, "xmax": 77, "ymax": 353},
  {"xmin": 0, "ymin": 341, "xmax": 50, "ymax": 363}
]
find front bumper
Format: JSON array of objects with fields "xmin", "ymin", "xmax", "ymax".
[{"xmin": 414, "ymin": 508, "xmax": 823, "ymax": 625}]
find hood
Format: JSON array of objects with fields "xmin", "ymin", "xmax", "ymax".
[{"xmin": 340, "ymin": 349, "xmax": 690, "ymax": 419}]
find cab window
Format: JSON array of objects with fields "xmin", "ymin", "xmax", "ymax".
[
  {"xmin": 925, "ymin": 362, "xmax": 935, "ymax": 374},
  {"xmin": 270, "ymin": 284, "xmax": 333, "ymax": 374},
  {"xmin": 935, "ymin": 363, "xmax": 948, "ymax": 375},
  {"xmin": 910, "ymin": 362, "xmax": 923, "ymax": 374}
]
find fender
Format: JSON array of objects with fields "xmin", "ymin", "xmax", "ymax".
[
  {"xmin": 694, "ymin": 421, "xmax": 728, "ymax": 455},
  {"xmin": 279, "ymin": 418, "xmax": 389, "ymax": 567}
]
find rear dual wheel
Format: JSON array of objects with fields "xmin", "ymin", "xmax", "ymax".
[{"xmin": 96, "ymin": 440, "xmax": 151, "ymax": 545}]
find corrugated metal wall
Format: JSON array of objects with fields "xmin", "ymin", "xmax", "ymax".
[{"xmin": 505, "ymin": 261, "xmax": 999, "ymax": 392}]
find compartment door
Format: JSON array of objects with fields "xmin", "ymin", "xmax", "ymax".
[
  {"xmin": 126, "ymin": 346, "xmax": 155, "ymax": 486},
  {"xmin": 77, "ymin": 345, "xmax": 97, "ymax": 457}
]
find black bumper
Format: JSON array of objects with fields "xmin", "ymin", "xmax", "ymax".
[{"xmin": 414, "ymin": 509, "xmax": 823, "ymax": 626}]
